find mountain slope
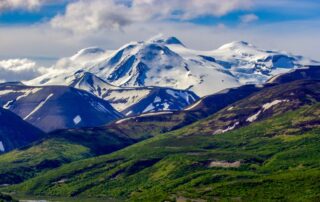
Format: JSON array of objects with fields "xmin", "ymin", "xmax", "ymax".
[
  {"xmin": 121, "ymin": 87, "xmax": 198, "ymax": 116},
  {"xmin": 207, "ymin": 41, "xmax": 316, "ymax": 83},
  {"xmin": 37, "ymin": 71, "xmax": 199, "ymax": 115},
  {"xmin": 0, "ymin": 107, "xmax": 44, "ymax": 153},
  {"xmin": 0, "ymin": 127, "xmax": 135, "ymax": 185},
  {"xmin": 0, "ymin": 83, "xmax": 122, "ymax": 132},
  {"xmin": 101, "ymin": 79, "xmax": 320, "ymax": 142},
  {"xmin": 190, "ymin": 79, "xmax": 320, "ymax": 134},
  {"xmin": 11, "ymin": 102, "xmax": 320, "ymax": 201},
  {"xmin": 0, "ymin": 80, "xmax": 320, "ymax": 195},
  {"xmin": 0, "ymin": 84, "xmax": 262, "ymax": 184},
  {"xmin": 1, "ymin": 79, "xmax": 319, "ymax": 192},
  {"xmin": 108, "ymin": 84, "xmax": 265, "ymax": 140},
  {"xmin": 27, "ymin": 35, "xmax": 318, "ymax": 96},
  {"xmin": 268, "ymin": 65, "xmax": 320, "ymax": 84}
]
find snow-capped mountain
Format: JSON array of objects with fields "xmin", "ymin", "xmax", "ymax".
[
  {"xmin": 0, "ymin": 82, "xmax": 122, "ymax": 132},
  {"xmin": 27, "ymin": 35, "xmax": 318, "ymax": 97},
  {"xmin": 122, "ymin": 87, "xmax": 198, "ymax": 116},
  {"xmin": 38, "ymin": 70, "xmax": 199, "ymax": 115},
  {"xmin": 0, "ymin": 107, "xmax": 44, "ymax": 153},
  {"xmin": 210, "ymin": 41, "xmax": 318, "ymax": 83}
]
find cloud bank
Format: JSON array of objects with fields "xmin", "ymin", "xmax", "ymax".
[
  {"xmin": 51, "ymin": 0, "xmax": 253, "ymax": 33},
  {"xmin": 0, "ymin": 59, "xmax": 46, "ymax": 82}
]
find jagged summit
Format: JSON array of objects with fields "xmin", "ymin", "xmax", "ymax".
[
  {"xmin": 165, "ymin": 36, "xmax": 184, "ymax": 46},
  {"xmin": 147, "ymin": 34, "xmax": 185, "ymax": 46}
]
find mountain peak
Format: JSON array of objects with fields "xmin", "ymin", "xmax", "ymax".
[
  {"xmin": 71, "ymin": 47, "xmax": 105, "ymax": 59},
  {"xmin": 147, "ymin": 34, "xmax": 185, "ymax": 46},
  {"xmin": 164, "ymin": 36, "xmax": 184, "ymax": 46},
  {"xmin": 217, "ymin": 41, "xmax": 255, "ymax": 50},
  {"xmin": 72, "ymin": 70, "xmax": 116, "ymax": 89}
]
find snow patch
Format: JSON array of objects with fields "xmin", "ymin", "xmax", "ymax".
[
  {"xmin": 0, "ymin": 88, "xmax": 41, "ymax": 97},
  {"xmin": 184, "ymin": 99, "xmax": 202, "ymax": 111},
  {"xmin": 262, "ymin": 99, "xmax": 289, "ymax": 111},
  {"xmin": 126, "ymin": 111, "xmax": 133, "ymax": 116},
  {"xmin": 247, "ymin": 99, "xmax": 290, "ymax": 123},
  {"xmin": 138, "ymin": 111, "xmax": 173, "ymax": 117},
  {"xmin": 227, "ymin": 106, "xmax": 234, "ymax": 111},
  {"xmin": 0, "ymin": 90, "xmax": 15, "ymax": 96},
  {"xmin": 0, "ymin": 141, "xmax": 5, "ymax": 152},
  {"xmin": 166, "ymin": 90, "xmax": 177, "ymax": 98},
  {"xmin": 214, "ymin": 122, "xmax": 239, "ymax": 134},
  {"xmin": 116, "ymin": 117, "xmax": 134, "ymax": 124},
  {"xmin": 1, "ymin": 88, "xmax": 42, "ymax": 109},
  {"xmin": 24, "ymin": 93, "xmax": 54, "ymax": 120},
  {"xmin": 142, "ymin": 103, "xmax": 155, "ymax": 113},
  {"xmin": 106, "ymin": 88, "xmax": 151, "ymax": 111},
  {"xmin": 117, "ymin": 111, "xmax": 173, "ymax": 124},
  {"xmin": 3, "ymin": 100, "xmax": 14, "ymax": 109},
  {"xmin": 246, "ymin": 110, "xmax": 262, "ymax": 122},
  {"xmin": 154, "ymin": 96, "xmax": 161, "ymax": 102},
  {"xmin": 163, "ymin": 102, "xmax": 170, "ymax": 110},
  {"xmin": 73, "ymin": 115, "xmax": 82, "ymax": 125}
]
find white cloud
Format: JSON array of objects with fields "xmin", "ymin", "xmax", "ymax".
[
  {"xmin": 0, "ymin": 0, "xmax": 70, "ymax": 12},
  {"xmin": 0, "ymin": 1, "xmax": 319, "ymax": 72},
  {"xmin": 240, "ymin": 14, "xmax": 259, "ymax": 23},
  {"xmin": 0, "ymin": 19, "xmax": 320, "ymax": 64},
  {"xmin": 0, "ymin": 0, "xmax": 44, "ymax": 11},
  {"xmin": 51, "ymin": 0, "xmax": 133, "ymax": 33},
  {"xmin": 0, "ymin": 59, "xmax": 47, "ymax": 82},
  {"xmin": 51, "ymin": 0, "xmax": 253, "ymax": 34}
]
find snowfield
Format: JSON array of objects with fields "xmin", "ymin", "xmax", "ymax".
[{"xmin": 26, "ymin": 36, "xmax": 318, "ymax": 98}]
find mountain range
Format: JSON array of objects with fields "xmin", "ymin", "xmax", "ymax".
[
  {"xmin": 27, "ymin": 35, "xmax": 318, "ymax": 98},
  {"xmin": 0, "ymin": 36, "xmax": 318, "ymax": 146},
  {"xmin": 0, "ymin": 36, "xmax": 320, "ymax": 201},
  {"xmin": 68, "ymin": 71, "xmax": 199, "ymax": 116},
  {"xmin": 0, "ymin": 66, "xmax": 319, "ymax": 201}
]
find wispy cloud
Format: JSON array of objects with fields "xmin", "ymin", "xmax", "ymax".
[
  {"xmin": 240, "ymin": 14, "xmax": 259, "ymax": 24},
  {"xmin": 0, "ymin": 0, "xmax": 46, "ymax": 12}
]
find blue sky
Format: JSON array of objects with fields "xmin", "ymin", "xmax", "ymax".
[
  {"xmin": 1, "ymin": 0, "xmax": 319, "ymax": 26},
  {"xmin": 0, "ymin": 0, "xmax": 319, "ymax": 64},
  {"xmin": 0, "ymin": 4, "xmax": 66, "ymax": 24}
]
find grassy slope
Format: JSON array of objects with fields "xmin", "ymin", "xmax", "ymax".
[
  {"xmin": 0, "ymin": 129, "xmax": 135, "ymax": 185},
  {"xmin": 111, "ymin": 80, "xmax": 320, "ymax": 141},
  {"xmin": 0, "ymin": 138, "xmax": 91, "ymax": 184},
  {"xmin": 7, "ymin": 103, "xmax": 320, "ymax": 201},
  {"xmin": 0, "ymin": 83, "xmax": 271, "ymax": 185}
]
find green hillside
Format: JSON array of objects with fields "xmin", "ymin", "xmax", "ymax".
[
  {"xmin": 7, "ymin": 103, "xmax": 320, "ymax": 202},
  {"xmin": 0, "ymin": 138, "xmax": 91, "ymax": 185},
  {"xmin": 0, "ymin": 129, "xmax": 135, "ymax": 185}
]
